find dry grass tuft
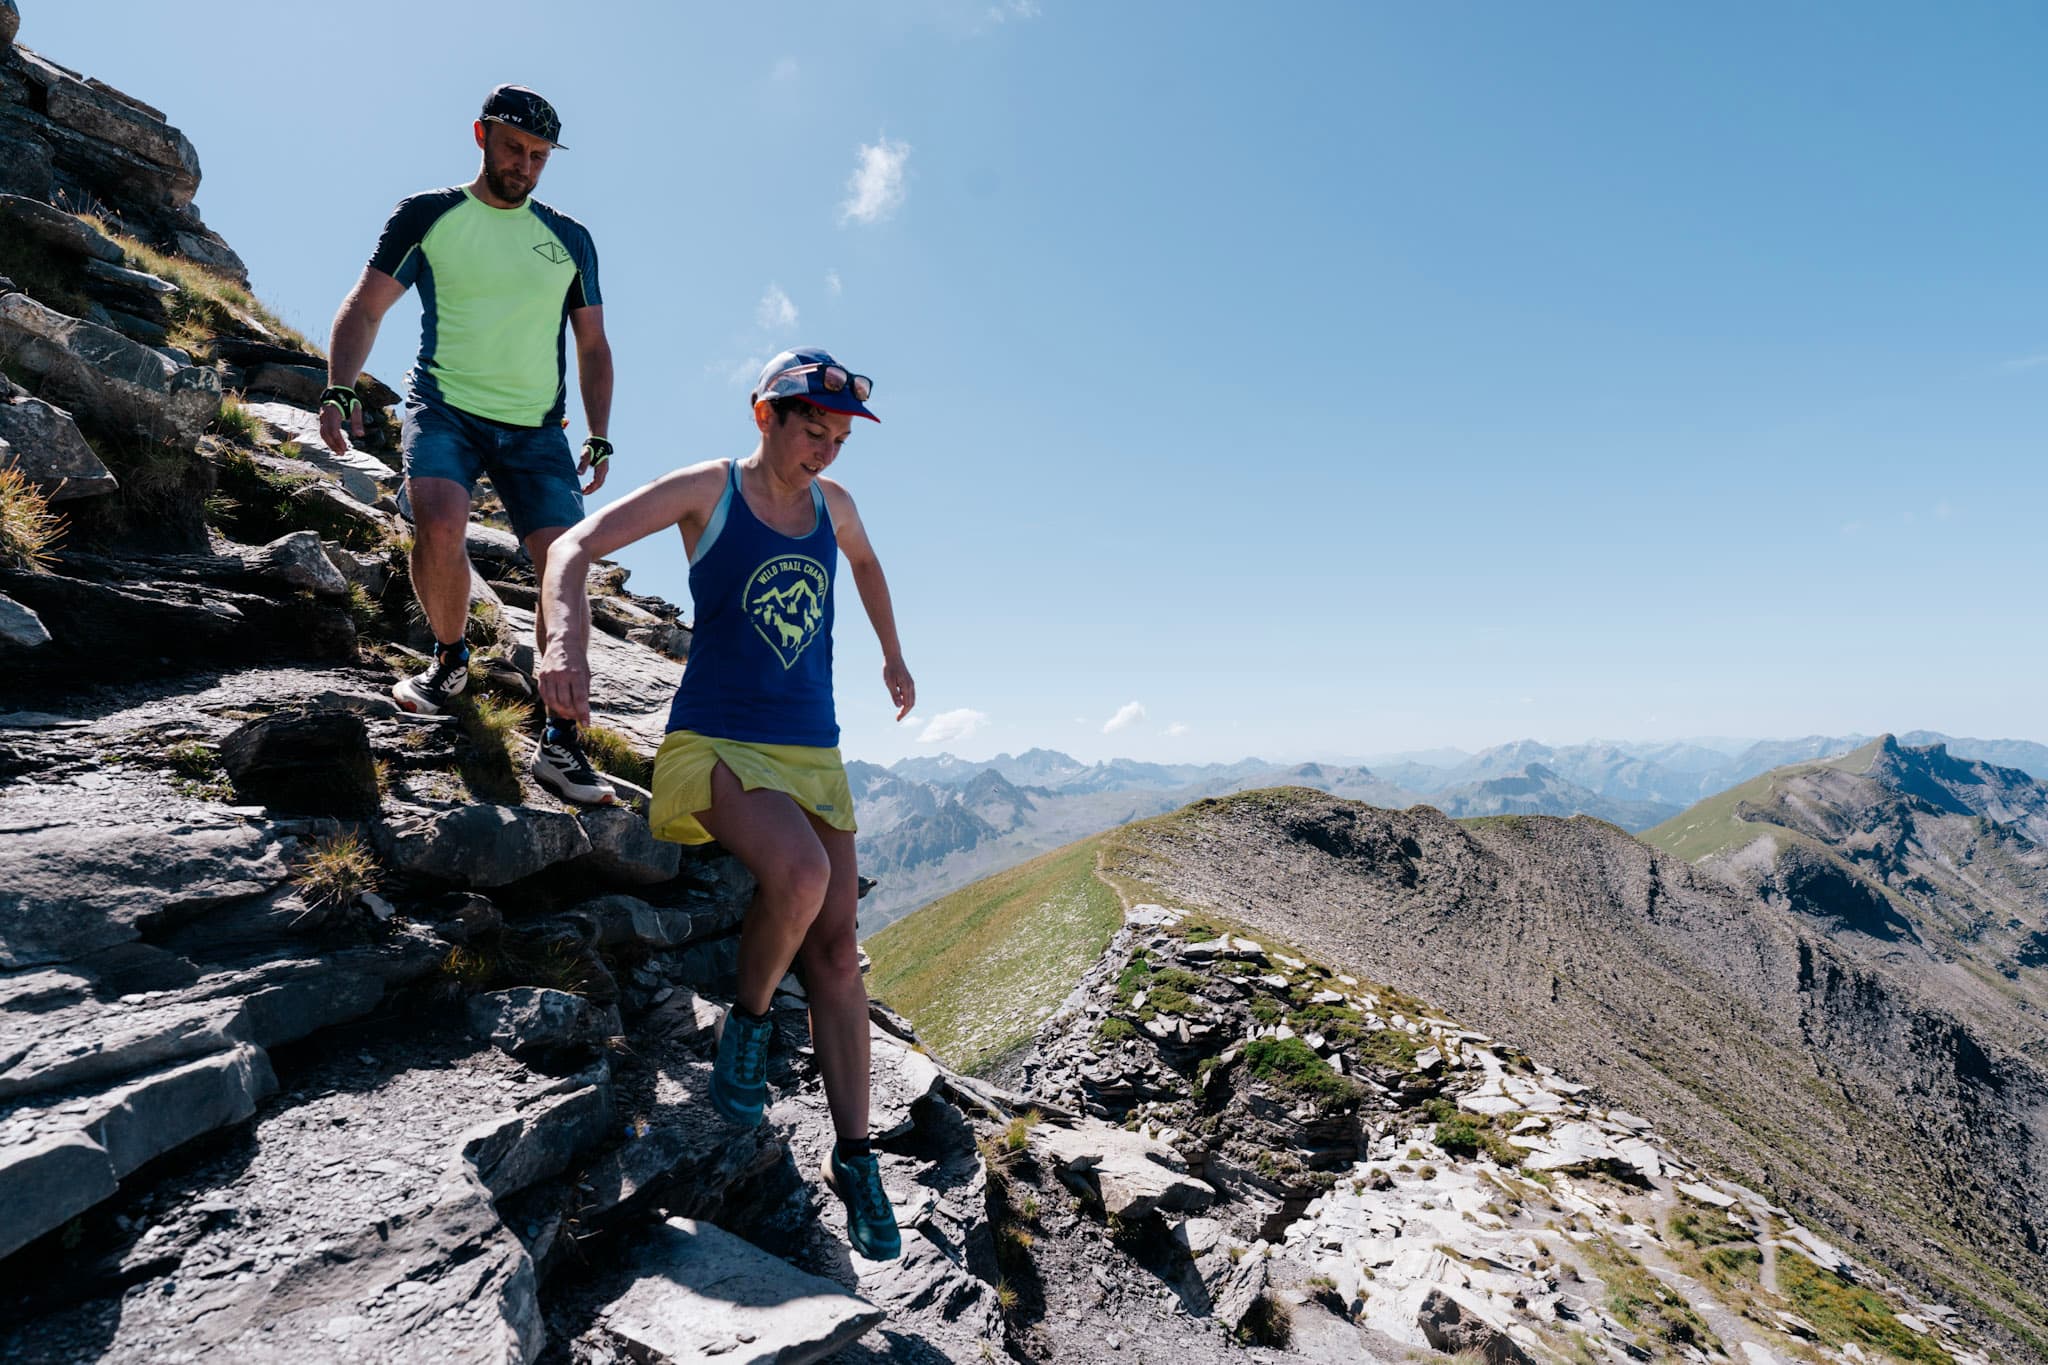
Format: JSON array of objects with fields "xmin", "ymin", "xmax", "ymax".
[
  {"xmin": 0, "ymin": 465, "xmax": 65, "ymax": 569},
  {"xmin": 295, "ymin": 832, "xmax": 379, "ymax": 908}
]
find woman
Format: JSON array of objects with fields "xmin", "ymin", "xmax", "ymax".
[{"xmin": 537, "ymin": 347, "xmax": 914, "ymax": 1261}]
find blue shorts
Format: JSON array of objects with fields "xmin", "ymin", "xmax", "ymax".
[{"xmin": 399, "ymin": 391, "xmax": 584, "ymax": 542}]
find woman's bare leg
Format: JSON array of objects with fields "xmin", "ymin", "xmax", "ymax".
[
  {"xmin": 796, "ymin": 820, "xmax": 870, "ymax": 1141},
  {"xmin": 694, "ymin": 761, "xmax": 831, "ymax": 1017}
]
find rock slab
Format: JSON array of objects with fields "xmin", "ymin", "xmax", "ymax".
[{"xmin": 600, "ymin": 1216, "xmax": 884, "ymax": 1365}]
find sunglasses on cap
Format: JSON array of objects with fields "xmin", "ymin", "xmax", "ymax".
[{"xmin": 761, "ymin": 362, "xmax": 874, "ymax": 403}]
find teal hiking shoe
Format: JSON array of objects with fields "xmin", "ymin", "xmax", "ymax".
[
  {"xmin": 822, "ymin": 1149, "xmax": 903, "ymax": 1261},
  {"xmin": 709, "ymin": 1006, "xmax": 773, "ymax": 1126}
]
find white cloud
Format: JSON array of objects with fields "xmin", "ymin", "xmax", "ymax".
[
  {"xmin": 840, "ymin": 137, "xmax": 910, "ymax": 225},
  {"xmin": 2000, "ymin": 353, "xmax": 2048, "ymax": 373},
  {"xmin": 756, "ymin": 284, "xmax": 798, "ymax": 331},
  {"xmin": 986, "ymin": 0, "xmax": 1041, "ymax": 20},
  {"xmin": 1102, "ymin": 701, "xmax": 1147, "ymax": 735},
  {"xmin": 825, "ymin": 269, "xmax": 842, "ymax": 296},
  {"xmin": 771, "ymin": 57, "xmax": 799, "ymax": 81},
  {"xmin": 711, "ymin": 354, "xmax": 764, "ymax": 388},
  {"xmin": 1164, "ymin": 721, "xmax": 1190, "ymax": 738},
  {"xmin": 919, "ymin": 708, "xmax": 989, "ymax": 745}
]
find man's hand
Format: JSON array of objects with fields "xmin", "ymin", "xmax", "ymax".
[
  {"xmin": 578, "ymin": 436, "xmax": 612, "ymax": 496},
  {"xmin": 318, "ymin": 386, "xmax": 365, "ymax": 457},
  {"xmin": 537, "ymin": 642, "xmax": 592, "ymax": 727},
  {"xmin": 883, "ymin": 655, "xmax": 916, "ymax": 721}
]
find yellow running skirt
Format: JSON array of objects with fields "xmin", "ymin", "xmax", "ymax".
[{"xmin": 649, "ymin": 730, "xmax": 857, "ymax": 845}]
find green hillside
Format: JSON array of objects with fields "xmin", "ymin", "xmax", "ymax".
[
  {"xmin": 863, "ymin": 834, "xmax": 1124, "ymax": 1076},
  {"xmin": 1643, "ymin": 737, "xmax": 1885, "ymax": 863}
]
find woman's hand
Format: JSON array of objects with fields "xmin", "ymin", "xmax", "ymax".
[
  {"xmin": 537, "ymin": 643, "xmax": 592, "ymax": 727},
  {"xmin": 883, "ymin": 655, "xmax": 916, "ymax": 721}
]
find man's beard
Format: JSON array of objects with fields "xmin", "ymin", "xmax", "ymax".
[{"xmin": 483, "ymin": 164, "xmax": 531, "ymax": 204}]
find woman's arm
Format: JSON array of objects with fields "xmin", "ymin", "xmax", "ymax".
[
  {"xmin": 824, "ymin": 481, "xmax": 916, "ymax": 721},
  {"xmin": 538, "ymin": 462, "xmax": 723, "ymax": 725}
]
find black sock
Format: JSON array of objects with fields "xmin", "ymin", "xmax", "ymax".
[
  {"xmin": 835, "ymin": 1136, "xmax": 873, "ymax": 1162},
  {"xmin": 437, "ymin": 639, "xmax": 470, "ymax": 666},
  {"xmin": 544, "ymin": 715, "xmax": 576, "ymax": 745}
]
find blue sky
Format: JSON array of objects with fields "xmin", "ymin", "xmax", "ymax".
[{"xmin": 28, "ymin": 2, "xmax": 2047, "ymax": 764}]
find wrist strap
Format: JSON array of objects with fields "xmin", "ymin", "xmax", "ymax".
[
  {"xmin": 582, "ymin": 436, "xmax": 613, "ymax": 466},
  {"xmin": 319, "ymin": 386, "xmax": 361, "ymax": 419}
]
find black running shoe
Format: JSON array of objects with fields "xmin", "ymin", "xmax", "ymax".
[
  {"xmin": 393, "ymin": 644, "xmax": 470, "ymax": 715},
  {"xmin": 532, "ymin": 722, "xmax": 618, "ymax": 805}
]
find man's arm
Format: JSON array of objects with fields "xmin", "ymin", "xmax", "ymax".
[
  {"xmin": 536, "ymin": 462, "xmax": 724, "ymax": 725},
  {"xmin": 320, "ymin": 267, "xmax": 407, "ymax": 456},
  {"xmin": 824, "ymin": 481, "xmax": 916, "ymax": 721},
  {"xmin": 568, "ymin": 304, "xmax": 614, "ymax": 494}
]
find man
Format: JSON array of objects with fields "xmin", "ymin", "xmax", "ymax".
[{"xmin": 320, "ymin": 83, "xmax": 617, "ymax": 805}]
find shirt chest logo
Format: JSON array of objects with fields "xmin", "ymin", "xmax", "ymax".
[
  {"xmin": 532, "ymin": 241, "xmax": 572, "ymax": 265},
  {"xmin": 746, "ymin": 555, "xmax": 829, "ymax": 669}
]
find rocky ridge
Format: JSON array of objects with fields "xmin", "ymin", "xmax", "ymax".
[
  {"xmin": 1087, "ymin": 784, "xmax": 2048, "ymax": 1361},
  {"xmin": 995, "ymin": 898, "xmax": 1994, "ymax": 1364}
]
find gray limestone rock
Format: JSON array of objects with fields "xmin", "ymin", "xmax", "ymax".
[
  {"xmin": 1, "ymin": 1, "xmax": 18, "ymax": 49},
  {"xmin": 39, "ymin": 66, "xmax": 201, "ymax": 207},
  {"xmin": 219, "ymin": 707, "xmax": 378, "ymax": 816},
  {"xmin": 245, "ymin": 360, "xmax": 326, "ymax": 407},
  {"xmin": 0, "ymin": 290, "xmax": 221, "ymax": 444},
  {"xmin": 1418, "ymin": 1287, "xmax": 1536, "ymax": 1365},
  {"xmin": 466, "ymin": 521, "xmax": 525, "ymax": 565},
  {"xmin": 243, "ymin": 528, "xmax": 349, "ymax": 597},
  {"xmin": 457, "ymin": 1081, "xmax": 613, "ymax": 1199},
  {"xmin": 378, "ymin": 802, "xmax": 592, "ymax": 888},
  {"xmin": 574, "ymin": 804, "xmax": 681, "ymax": 884},
  {"xmin": 0, "ymin": 1044, "xmax": 275, "ymax": 1257},
  {"xmin": 563, "ymin": 892, "xmax": 699, "ymax": 951},
  {"xmin": 467, "ymin": 987, "xmax": 621, "ymax": 1059},
  {"xmin": 0, "ymin": 1130, "xmax": 114, "ymax": 1260},
  {"xmin": 0, "ymin": 392, "xmax": 118, "ymax": 499},
  {"xmin": 0, "ymin": 778, "xmax": 290, "ymax": 968},
  {"xmin": 291, "ymin": 477, "xmax": 399, "ymax": 540},
  {"xmin": 1032, "ymin": 1119, "xmax": 1216, "ymax": 1220},
  {"xmin": 0, "ymin": 589, "xmax": 50, "ymax": 648},
  {"xmin": 0, "ymin": 191, "xmax": 122, "ymax": 262},
  {"xmin": 599, "ymin": 1217, "xmax": 884, "ymax": 1365},
  {"xmin": 502, "ymin": 601, "xmax": 678, "ymax": 748}
]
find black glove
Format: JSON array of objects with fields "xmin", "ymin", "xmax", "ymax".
[
  {"xmin": 582, "ymin": 436, "xmax": 613, "ymax": 468},
  {"xmin": 319, "ymin": 385, "xmax": 361, "ymax": 420}
]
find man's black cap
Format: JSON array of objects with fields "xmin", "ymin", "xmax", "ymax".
[{"xmin": 480, "ymin": 85, "xmax": 566, "ymax": 149}]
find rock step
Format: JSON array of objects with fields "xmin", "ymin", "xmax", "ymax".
[{"xmin": 0, "ymin": 1021, "xmax": 611, "ymax": 1364}]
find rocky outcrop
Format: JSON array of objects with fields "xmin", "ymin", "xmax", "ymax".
[
  {"xmin": 596, "ymin": 1218, "xmax": 886, "ymax": 1364},
  {"xmin": 0, "ymin": 290, "xmax": 220, "ymax": 444},
  {"xmin": 0, "ymin": 392, "xmax": 115, "ymax": 499}
]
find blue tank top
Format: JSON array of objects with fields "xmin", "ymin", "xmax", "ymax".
[{"xmin": 667, "ymin": 460, "xmax": 839, "ymax": 746}]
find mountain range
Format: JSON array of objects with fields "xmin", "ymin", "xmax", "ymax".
[{"xmin": 853, "ymin": 731, "xmax": 2048, "ymax": 931}]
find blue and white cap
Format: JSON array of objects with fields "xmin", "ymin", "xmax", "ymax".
[{"xmin": 750, "ymin": 347, "xmax": 878, "ymax": 423}]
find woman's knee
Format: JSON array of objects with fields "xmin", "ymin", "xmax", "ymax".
[
  {"xmin": 755, "ymin": 841, "xmax": 832, "ymax": 917},
  {"xmin": 800, "ymin": 927, "xmax": 864, "ymax": 989}
]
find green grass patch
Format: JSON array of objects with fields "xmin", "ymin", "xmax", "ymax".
[
  {"xmin": 1582, "ymin": 1233, "xmax": 1722, "ymax": 1356},
  {"xmin": 1097, "ymin": 1017, "xmax": 1138, "ymax": 1045},
  {"xmin": 1244, "ymin": 1036, "xmax": 1362, "ymax": 1111},
  {"xmin": 581, "ymin": 722, "xmax": 653, "ymax": 787},
  {"xmin": 864, "ymin": 835, "xmax": 1124, "ymax": 1075},
  {"xmin": 1779, "ymin": 1252, "xmax": 1952, "ymax": 1364},
  {"xmin": 213, "ymin": 394, "xmax": 265, "ymax": 442}
]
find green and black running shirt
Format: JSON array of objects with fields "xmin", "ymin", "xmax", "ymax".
[{"xmin": 367, "ymin": 186, "xmax": 601, "ymax": 427}]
